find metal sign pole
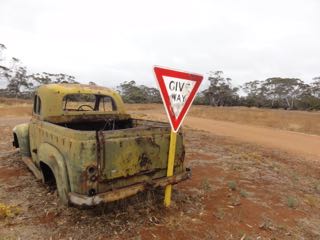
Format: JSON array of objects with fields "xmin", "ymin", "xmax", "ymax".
[{"xmin": 164, "ymin": 129, "xmax": 177, "ymax": 207}]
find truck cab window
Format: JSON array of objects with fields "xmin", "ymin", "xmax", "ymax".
[
  {"xmin": 63, "ymin": 94, "xmax": 96, "ymax": 111},
  {"xmin": 63, "ymin": 94, "xmax": 117, "ymax": 112},
  {"xmin": 33, "ymin": 95, "xmax": 41, "ymax": 115},
  {"xmin": 99, "ymin": 96, "xmax": 116, "ymax": 111},
  {"xmin": 33, "ymin": 95, "xmax": 37, "ymax": 113}
]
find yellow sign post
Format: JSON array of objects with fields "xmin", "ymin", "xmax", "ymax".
[{"xmin": 164, "ymin": 130, "xmax": 177, "ymax": 207}]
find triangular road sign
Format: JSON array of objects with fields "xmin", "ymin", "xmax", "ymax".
[{"xmin": 154, "ymin": 66, "xmax": 203, "ymax": 132}]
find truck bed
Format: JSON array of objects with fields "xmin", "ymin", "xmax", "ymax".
[{"xmin": 34, "ymin": 118, "xmax": 185, "ymax": 195}]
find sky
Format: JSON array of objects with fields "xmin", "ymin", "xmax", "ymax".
[{"xmin": 0, "ymin": 0, "xmax": 319, "ymax": 90}]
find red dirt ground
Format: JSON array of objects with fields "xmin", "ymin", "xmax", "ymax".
[{"xmin": 0, "ymin": 105, "xmax": 320, "ymax": 239}]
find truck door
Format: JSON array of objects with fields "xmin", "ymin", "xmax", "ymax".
[{"xmin": 29, "ymin": 94, "xmax": 42, "ymax": 164}]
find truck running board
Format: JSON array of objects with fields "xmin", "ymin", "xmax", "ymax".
[{"xmin": 22, "ymin": 156, "xmax": 43, "ymax": 180}]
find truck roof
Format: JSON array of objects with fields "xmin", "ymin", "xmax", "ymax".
[
  {"xmin": 37, "ymin": 83, "xmax": 117, "ymax": 96},
  {"xmin": 34, "ymin": 84, "xmax": 127, "ymax": 122}
]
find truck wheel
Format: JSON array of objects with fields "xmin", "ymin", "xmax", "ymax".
[{"xmin": 40, "ymin": 162, "xmax": 69, "ymax": 206}]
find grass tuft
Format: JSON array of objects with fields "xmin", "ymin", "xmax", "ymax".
[
  {"xmin": 227, "ymin": 181, "xmax": 237, "ymax": 191},
  {"xmin": 201, "ymin": 178, "xmax": 212, "ymax": 192},
  {"xmin": 240, "ymin": 189, "xmax": 248, "ymax": 198},
  {"xmin": 287, "ymin": 196, "xmax": 299, "ymax": 208},
  {"xmin": 0, "ymin": 203, "xmax": 20, "ymax": 218}
]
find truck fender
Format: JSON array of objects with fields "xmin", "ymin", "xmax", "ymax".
[
  {"xmin": 38, "ymin": 143, "xmax": 70, "ymax": 205},
  {"xmin": 12, "ymin": 123, "xmax": 31, "ymax": 157}
]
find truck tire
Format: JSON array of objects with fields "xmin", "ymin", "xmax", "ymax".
[{"xmin": 38, "ymin": 143, "xmax": 70, "ymax": 206}]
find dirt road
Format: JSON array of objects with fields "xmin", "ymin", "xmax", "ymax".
[{"xmin": 133, "ymin": 111, "xmax": 320, "ymax": 159}]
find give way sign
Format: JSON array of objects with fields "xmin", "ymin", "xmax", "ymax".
[{"xmin": 154, "ymin": 66, "xmax": 203, "ymax": 132}]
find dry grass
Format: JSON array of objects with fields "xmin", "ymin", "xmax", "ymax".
[
  {"xmin": 128, "ymin": 103, "xmax": 320, "ymax": 136},
  {"xmin": 125, "ymin": 103, "xmax": 161, "ymax": 111},
  {"xmin": 0, "ymin": 99, "xmax": 32, "ymax": 116},
  {"xmin": 0, "ymin": 97, "xmax": 32, "ymax": 108},
  {"xmin": 189, "ymin": 106, "xmax": 320, "ymax": 135}
]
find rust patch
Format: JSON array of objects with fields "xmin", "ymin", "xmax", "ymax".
[
  {"xmin": 96, "ymin": 130, "xmax": 105, "ymax": 176},
  {"xmin": 139, "ymin": 153, "xmax": 152, "ymax": 167}
]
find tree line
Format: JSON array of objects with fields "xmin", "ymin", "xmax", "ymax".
[
  {"xmin": 195, "ymin": 71, "xmax": 320, "ymax": 110},
  {"xmin": 1, "ymin": 43, "xmax": 320, "ymax": 110},
  {"xmin": 115, "ymin": 71, "xmax": 320, "ymax": 110}
]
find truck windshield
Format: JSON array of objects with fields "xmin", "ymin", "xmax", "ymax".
[{"xmin": 63, "ymin": 94, "xmax": 116, "ymax": 112}]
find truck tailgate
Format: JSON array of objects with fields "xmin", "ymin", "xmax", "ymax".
[{"xmin": 96, "ymin": 128, "xmax": 184, "ymax": 180}]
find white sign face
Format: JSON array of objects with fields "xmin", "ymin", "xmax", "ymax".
[{"xmin": 163, "ymin": 76, "xmax": 196, "ymax": 118}]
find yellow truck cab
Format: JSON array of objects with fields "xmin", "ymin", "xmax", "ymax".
[{"xmin": 12, "ymin": 84, "xmax": 190, "ymax": 206}]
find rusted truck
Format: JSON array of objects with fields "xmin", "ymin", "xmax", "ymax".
[{"xmin": 12, "ymin": 84, "xmax": 190, "ymax": 206}]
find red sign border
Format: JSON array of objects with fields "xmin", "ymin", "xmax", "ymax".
[{"xmin": 154, "ymin": 66, "xmax": 203, "ymax": 132}]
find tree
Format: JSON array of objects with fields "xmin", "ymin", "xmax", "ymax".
[
  {"xmin": 203, "ymin": 71, "xmax": 239, "ymax": 106},
  {"xmin": 193, "ymin": 92, "xmax": 208, "ymax": 105},
  {"xmin": 241, "ymin": 80, "xmax": 268, "ymax": 107},
  {"xmin": 311, "ymin": 77, "xmax": 320, "ymax": 98},
  {"xmin": 6, "ymin": 66, "xmax": 33, "ymax": 97},
  {"xmin": 117, "ymin": 80, "xmax": 148, "ymax": 103},
  {"xmin": 0, "ymin": 65, "xmax": 11, "ymax": 83},
  {"xmin": 28, "ymin": 72, "xmax": 77, "ymax": 86},
  {"xmin": 1, "ymin": 56, "xmax": 33, "ymax": 97},
  {"xmin": 294, "ymin": 77, "xmax": 320, "ymax": 109},
  {"xmin": 117, "ymin": 81, "xmax": 162, "ymax": 103},
  {"xmin": 88, "ymin": 81, "xmax": 97, "ymax": 85},
  {"xmin": 262, "ymin": 78, "xmax": 305, "ymax": 109},
  {"xmin": 139, "ymin": 85, "xmax": 161, "ymax": 103},
  {"xmin": 0, "ymin": 44, "xmax": 10, "ymax": 85},
  {"xmin": 0, "ymin": 43, "xmax": 6, "ymax": 61}
]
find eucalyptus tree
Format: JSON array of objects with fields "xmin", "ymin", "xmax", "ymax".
[
  {"xmin": 203, "ymin": 71, "xmax": 239, "ymax": 106},
  {"xmin": 262, "ymin": 77, "xmax": 305, "ymax": 109}
]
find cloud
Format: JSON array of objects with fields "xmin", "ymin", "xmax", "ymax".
[{"xmin": 0, "ymin": 0, "xmax": 319, "ymax": 89}]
